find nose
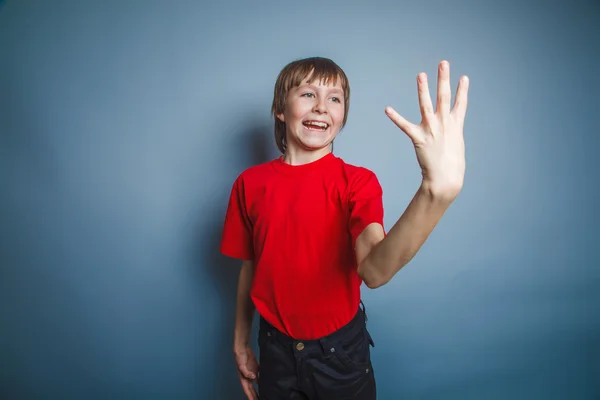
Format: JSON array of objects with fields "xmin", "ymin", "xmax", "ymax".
[{"xmin": 312, "ymin": 97, "xmax": 327, "ymax": 114}]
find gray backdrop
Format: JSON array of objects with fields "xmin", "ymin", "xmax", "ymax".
[{"xmin": 1, "ymin": 0, "xmax": 598, "ymax": 398}]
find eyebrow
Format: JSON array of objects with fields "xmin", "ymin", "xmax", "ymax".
[{"xmin": 298, "ymin": 83, "xmax": 344, "ymax": 96}]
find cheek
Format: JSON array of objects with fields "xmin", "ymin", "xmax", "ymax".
[{"xmin": 333, "ymin": 108, "xmax": 345, "ymax": 125}]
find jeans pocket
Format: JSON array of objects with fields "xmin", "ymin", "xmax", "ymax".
[{"xmin": 330, "ymin": 328, "xmax": 372, "ymax": 369}]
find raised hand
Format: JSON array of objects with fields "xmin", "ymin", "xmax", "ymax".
[
  {"xmin": 235, "ymin": 346, "xmax": 260, "ymax": 400},
  {"xmin": 385, "ymin": 60, "xmax": 469, "ymax": 200}
]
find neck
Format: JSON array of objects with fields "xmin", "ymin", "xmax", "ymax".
[{"xmin": 282, "ymin": 146, "xmax": 331, "ymax": 166}]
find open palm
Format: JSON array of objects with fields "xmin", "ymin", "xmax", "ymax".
[{"xmin": 386, "ymin": 60, "xmax": 469, "ymax": 200}]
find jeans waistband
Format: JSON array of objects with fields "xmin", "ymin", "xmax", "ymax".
[{"xmin": 259, "ymin": 300, "xmax": 373, "ymax": 350}]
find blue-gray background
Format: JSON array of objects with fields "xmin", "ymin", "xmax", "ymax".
[{"xmin": 1, "ymin": 0, "xmax": 598, "ymax": 399}]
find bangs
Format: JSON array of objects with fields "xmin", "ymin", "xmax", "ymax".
[{"xmin": 282, "ymin": 58, "xmax": 348, "ymax": 94}]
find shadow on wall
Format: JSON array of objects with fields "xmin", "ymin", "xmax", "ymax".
[{"xmin": 194, "ymin": 122, "xmax": 276, "ymax": 398}]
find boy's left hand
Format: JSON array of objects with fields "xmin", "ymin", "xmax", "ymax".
[{"xmin": 385, "ymin": 60, "xmax": 469, "ymax": 201}]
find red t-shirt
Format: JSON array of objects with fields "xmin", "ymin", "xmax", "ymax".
[{"xmin": 220, "ymin": 152, "xmax": 384, "ymax": 339}]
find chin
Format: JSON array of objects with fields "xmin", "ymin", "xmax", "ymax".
[
  {"xmin": 299, "ymin": 132, "xmax": 337, "ymax": 149},
  {"xmin": 300, "ymin": 138, "xmax": 334, "ymax": 151}
]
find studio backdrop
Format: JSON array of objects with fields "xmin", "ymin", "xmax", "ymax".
[{"xmin": 1, "ymin": 1, "xmax": 598, "ymax": 398}]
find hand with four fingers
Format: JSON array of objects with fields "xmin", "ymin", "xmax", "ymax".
[{"xmin": 385, "ymin": 60, "xmax": 470, "ymax": 201}]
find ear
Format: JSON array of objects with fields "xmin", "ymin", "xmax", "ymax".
[{"xmin": 276, "ymin": 113, "xmax": 285, "ymax": 123}]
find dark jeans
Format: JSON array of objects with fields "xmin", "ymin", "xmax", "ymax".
[{"xmin": 257, "ymin": 302, "xmax": 376, "ymax": 400}]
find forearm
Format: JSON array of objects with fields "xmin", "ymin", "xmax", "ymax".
[
  {"xmin": 359, "ymin": 182, "xmax": 457, "ymax": 288},
  {"xmin": 233, "ymin": 260, "xmax": 255, "ymax": 351}
]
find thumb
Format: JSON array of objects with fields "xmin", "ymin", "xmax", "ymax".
[
  {"xmin": 238, "ymin": 363, "xmax": 256, "ymax": 380},
  {"xmin": 385, "ymin": 106, "xmax": 419, "ymax": 143}
]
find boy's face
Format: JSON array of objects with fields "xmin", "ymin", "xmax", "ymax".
[{"xmin": 277, "ymin": 75, "xmax": 345, "ymax": 153}]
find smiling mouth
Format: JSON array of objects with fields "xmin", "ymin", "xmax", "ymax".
[{"xmin": 303, "ymin": 120, "xmax": 329, "ymax": 131}]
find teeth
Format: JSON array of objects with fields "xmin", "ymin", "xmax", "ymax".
[{"xmin": 305, "ymin": 121, "xmax": 328, "ymax": 129}]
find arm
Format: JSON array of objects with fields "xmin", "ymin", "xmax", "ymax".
[
  {"xmin": 220, "ymin": 176, "xmax": 259, "ymax": 399},
  {"xmin": 233, "ymin": 259, "xmax": 255, "ymax": 353},
  {"xmin": 233, "ymin": 260, "xmax": 259, "ymax": 399},
  {"xmin": 357, "ymin": 60, "xmax": 469, "ymax": 289},
  {"xmin": 357, "ymin": 183, "xmax": 455, "ymax": 288}
]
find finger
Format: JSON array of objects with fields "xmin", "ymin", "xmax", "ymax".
[
  {"xmin": 436, "ymin": 60, "xmax": 451, "ymax": 116},
  {"xmin": 238, "ymin": 363, "xmax": 257, "ymax": 380},
  {"xmin": 416, "ymin": 72, "xmax": 434, "ymax": 120},
  {"xmin": 241, "ymin": 378, "xmax": 258, "ymax": 400},
  {"xmin": 385, "ymin": 106, "xmax": 420, "ymax": 143},
  {"xmin": 452, "ymin": 75, "xmax": 469, "ymax": 123}
]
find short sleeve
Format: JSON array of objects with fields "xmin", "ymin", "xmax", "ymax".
[
  {"xmin": 220, "ymin": 176, "xmax": 254, "ymax": 260},
  {"xmin": 348, "ymin": 169, "xmax": 385, "ymax": 247}
]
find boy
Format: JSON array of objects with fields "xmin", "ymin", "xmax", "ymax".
[{"xmin": 220, "ymin": 57, "xmax": 469, "ymax": 399}]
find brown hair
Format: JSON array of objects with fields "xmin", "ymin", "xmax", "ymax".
[{"xmin": 271, "ymin": 57, "xmax": 350, "ymax": 154}]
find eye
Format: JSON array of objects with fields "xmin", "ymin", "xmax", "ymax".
[
  {"xmin": 331, "ymin": 97, "xmax": 341, "ymax": 103},
  {"xmin": 302, "ymin": 92, "xmax": 315, "ymax": 98}
]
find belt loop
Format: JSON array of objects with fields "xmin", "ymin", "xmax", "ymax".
[
  {"xmin": 318, "ymin": 337, "xmax": 329, "ymax": 355},
  {"xmin": 261, "ymin": 316, "xmax": 278, "ymax": 344},
  {"xmin": 360, "ymin": 299, "xmax": 368, "ymax": 323},
  {"xmin": 360, "ymin": 300, "xmax": 375, "ymax": 348}
]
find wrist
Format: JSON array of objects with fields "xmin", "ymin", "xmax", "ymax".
[
  {"xmin": 420, "ymin": 179, "xmax": 462, "ymax": 203},
  {"xmin": 233, "ymin": 331, "xmax": 251, "ymax": 352},
  {"xmin": 233, "ymin": 341, "xmax": 251, "ymax": 354}
]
